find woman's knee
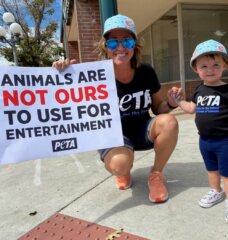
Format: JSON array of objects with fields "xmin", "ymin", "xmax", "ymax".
[
  {"xmin": 155, "ymin": 114, "xmax": 178, "ymax": 132},
  {"xmin": 150, "ymin": 114, "xmax": 179, "ymax": 140},
  {"xmin": 104, "ymin": 147, "xmax": 134, "ymax": 175}
]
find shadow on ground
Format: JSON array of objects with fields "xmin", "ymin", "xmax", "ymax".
[{"xmin": 91, "ymin": 161, "xmax": 208, "ymax": 223}]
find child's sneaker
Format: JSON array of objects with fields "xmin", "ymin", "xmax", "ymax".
[
  {"xmin": 198, "ymin": 189, "xmax": 225, "ymax": 208},
  {"xmin": 148, "ymin": 171, "xmax": 168, "ymax": 203},
  {"xmin": 115, "ymin": 174, "xmax": 132, "ymax": 190},
  {"xmin": 225, "ymin": 200, "xmax": 228, "ymax": 223}
]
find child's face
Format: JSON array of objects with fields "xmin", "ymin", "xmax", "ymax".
[{"xmin": 194, "ymin": 55, "xmax": 227, "ymax": 85}]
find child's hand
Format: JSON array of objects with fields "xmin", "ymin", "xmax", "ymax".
[
  {"xmin": 52, "ymin": 58, "xmax": 77, "ymax": 72},
  {"xmin": 167, "ymin": 87, "xmax": 184, "ymax": 105}
]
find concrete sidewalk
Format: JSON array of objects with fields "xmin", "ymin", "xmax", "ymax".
[{"xmin": 0, "ymin": 113, "xmax": 228, "ymax": 240}]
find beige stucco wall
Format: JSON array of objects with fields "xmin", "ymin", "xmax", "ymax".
[{"xmin": 117, "ymin": 0, "xmax": 228, "ymax": 34}]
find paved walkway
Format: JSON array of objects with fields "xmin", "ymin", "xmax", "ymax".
[{"xmin": 0, "ymin": 112, "xmax": 228, "ymax": 240}]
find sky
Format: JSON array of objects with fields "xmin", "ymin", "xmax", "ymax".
[
  {"xmin": 52, "ymin": 0, "xmax": 63, "ymax": 40},
  {"xmin": 43, "ymin": 0, "xmax": 63, "ymax": 41},
  {"xmin": 0, "ymin": 0, "xmax": 63, "ymax": 65},
  {"xmin": 24, "ymin": 0, "xmax": 63, "ymax": 41}
]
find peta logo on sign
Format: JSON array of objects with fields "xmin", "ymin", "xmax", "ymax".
[{"xmin": 52, "ymin": 138, "xmax": 77, "ymax": 152}]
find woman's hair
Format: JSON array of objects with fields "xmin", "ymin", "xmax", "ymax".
[{"xmin": 95, "ymin": 35, "xmax": 144, "ymax": 68}]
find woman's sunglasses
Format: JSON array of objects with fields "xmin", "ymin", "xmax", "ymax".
[{"xmin": 106, "ymin": 38, "xmax": 135, "ymax": 50}]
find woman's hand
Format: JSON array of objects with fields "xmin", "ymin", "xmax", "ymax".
[{"xmin": 52, "ymin": 58, "xmax": 77, "ymax": 71}]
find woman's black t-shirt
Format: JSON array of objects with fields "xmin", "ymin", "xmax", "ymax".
[{"xmin": 116, "ymin": 64, "xmax": 161, "ymax": 135}]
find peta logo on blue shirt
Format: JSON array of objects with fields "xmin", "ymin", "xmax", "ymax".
[{"xmin": 52, "ymin": 138, "xmax": 77, "ymax": 152}]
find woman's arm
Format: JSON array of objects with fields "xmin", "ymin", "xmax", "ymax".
[{"xmin": 151, "ymin": 90, "xmax": 177, "ymax": 115}]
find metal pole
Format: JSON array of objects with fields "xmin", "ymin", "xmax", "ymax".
[
  {"xmin": 0, "ymin": 35, "xmax": 19, "ymax": 66},
  {"xmin": 99, "ymin": 0, "xmax": 118, "ymax": 33},
  {"xmin": 12, "ymin": 43, "xmax": 18, "ymax": 66},
  {"xmin": 177, "ymin": 3, "xmax": 185, "ymax": 93}
]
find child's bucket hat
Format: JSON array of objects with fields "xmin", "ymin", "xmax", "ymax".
[
  {"xmin": 190, "ymin": 39, "xmax": 228, "ymax": 67},
  {"xmin": 103, "ymin": 14, "xmax": 137, "ymax": 39}
]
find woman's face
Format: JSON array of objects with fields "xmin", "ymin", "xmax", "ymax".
[{"xmin": 106, "ymin": 29, "xmax": 135, "ymax": 66}]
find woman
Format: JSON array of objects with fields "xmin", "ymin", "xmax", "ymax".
[{"xmin": 53, "ymin": 14, "xmax": 179, "ymax": 203}]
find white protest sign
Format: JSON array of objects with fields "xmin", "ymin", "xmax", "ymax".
[{"xmin": 0, "ymin": 60, "xmax": 123, "ymax": 164}]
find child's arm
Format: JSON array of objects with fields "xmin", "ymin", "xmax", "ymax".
[{"xmin": 178, "ymin": 100, "xmax": 196, "ymax": 114}]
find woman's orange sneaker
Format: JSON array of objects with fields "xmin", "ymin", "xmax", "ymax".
[
  {"xmin": 148, "ymin": 171, "xmax": 169, "ymax": 203},
  {"xmin": 115, "ymin": 174, "xmax": 132, "ymax": 190}
]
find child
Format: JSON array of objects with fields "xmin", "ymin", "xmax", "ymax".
[{"xmin": 170, "ymin": 39, "xmax": 228, "ymax": 223}]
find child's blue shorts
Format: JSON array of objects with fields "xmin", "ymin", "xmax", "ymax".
[{"xmin": 199, "ymin": 136, "xmax": 228, "ymax": 177}]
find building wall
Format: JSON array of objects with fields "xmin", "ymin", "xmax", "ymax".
[
  {"xmin": 68, "ymin": 41, "xmax": 80, "ymax": 63},
  {"xmin": 74, "ymin": 0, "xmax": 101, "ymax": 62},
  {"xmin": 160, "ymin": 80, "xmax": 200, "ymax": 101},
  {"xmin": 65, "ymin": 0, "xmax": 228, "ymax": 100},
  {"xmin": 118, "ymin": 0, "xmax": 228, "ymax": 34},
  {"xmin": 64, "ymin": 0, "xmax": 101, "ymax": 62}
]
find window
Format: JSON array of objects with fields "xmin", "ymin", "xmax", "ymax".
[
  {"xmin": 182, "ymin": 4, "xmax": 228, "ymax": 79},
  {"xmin": 151, "ymin": 7, "xmax": 179, "ymax": 83},
  {"xmin": 140, "ymin": 27, "xmax": 153, "ymax": 66},
  {"xmin": 140, "ymin": 4, "xmax": 228, "ymax": 83}
]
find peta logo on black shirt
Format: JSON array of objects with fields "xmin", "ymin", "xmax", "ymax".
[
  {"xmin": 197, "ymin": 95, "xmax": 220, "ymax": 106},
  {"xmin": 196, "ymin": 95, "xmax": 220, "ymax": 113},
  {"xmin": 52, "ymin": 138, "xmax": 77, "ymax": 152},
  {"xmin": 119, "ymin": 89, "xmax": 151, "ymax": 111}
]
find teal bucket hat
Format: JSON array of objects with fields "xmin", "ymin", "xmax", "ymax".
[
  {"xmin": 190, "ymin": 39, "xmax": 228, "ymax": 68},
  {"xmin": 103, "ymin": 14, "xmax": 137, "ymax": 39}
]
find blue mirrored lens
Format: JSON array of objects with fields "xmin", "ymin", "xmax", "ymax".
[
  {"xmin": 106, "ymin": 38, "xmax": 135, "ymax": 50},
  {"xmin": 122, "ymin": 38, "xmax": 135, "ymax": 49},
  {"xmin": 106, "ymin": 39, "xmax": 119, "ymax": 50}
]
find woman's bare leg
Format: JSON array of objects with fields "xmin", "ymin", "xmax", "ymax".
[
  {"xmin": 104, "ymin": 146, "xmax": 134, "ymax": 190},
  {"xmin": 148, "ymin": 114, "xmax": 178, "ymax": 202},
  {"xmin": 150, "ymin": 114, "xmax": 178, "ymax": 172}
]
